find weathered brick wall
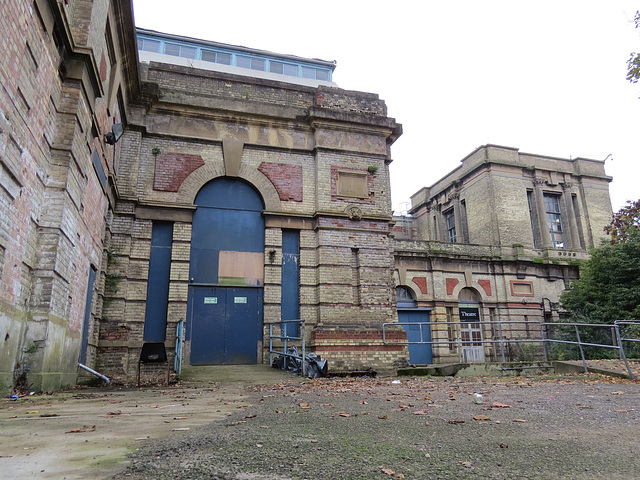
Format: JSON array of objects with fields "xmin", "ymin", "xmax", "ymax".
[{"xmin": 0, "ymin": 0, "xmax": 137, "ymax": 394}]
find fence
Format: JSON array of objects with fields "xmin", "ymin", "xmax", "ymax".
[
  {"xmin": 382, "ymin": 320, "xmax": 639, "ymax": 379},
  {"xmin": 268, "ymin": 319, "xmax": 306, "ymax": 376}
]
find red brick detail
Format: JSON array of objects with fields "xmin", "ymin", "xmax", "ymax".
[
  {"xmin": 313, "ymin": 331, "xmax": 406, "ymax": 340},
  {"xmin": 99, "ymin": 52, "xmax": 108, "ymax": 83},
  {"xmin": 153, "ymin": 153, "xmax": 205, "ymax": 192},
  {"xmin": 258, "ymin": 162, "xmax": 303, "ymax": 202},
  {"xmin": 506, "ymin": 303, "xmax": 542, "ymax": 309},
  {"xmin": 412, "ymin": 277, "xmax": 428, "ymax": 294},
  {"xmin": 446, "ymin": 278, "xmax": 459, "ymax": 295},
  {"xmin": 478, "ymin": 279, "xmax": 492, "ymax": 297},
  {"xmin": 317, "ymin": 345, "xmax": 405, "ymax": 352}
]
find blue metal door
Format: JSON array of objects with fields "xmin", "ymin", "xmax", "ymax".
[
  {"xmin": 399, "ymin": 310, "xmax": 433, "ymax": 365},
  {"xmin": 190, "ymin": 287, "xmax": 262, "ymax": 365}
]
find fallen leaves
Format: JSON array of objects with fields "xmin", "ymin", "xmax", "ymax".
[
  {"xmin": 380, "ymin": 467, "xmax": 405, "ymax": 477},
  {"xmin": 473, "ymin": 414, "xmax": 491, "ymax": 421},
  {"xmin": 65, "ymin": 425, "xmax": 95, "ymax": 434},
  {"xmin": 491, "ymin": 401, "xmax": 512, "ymax": 408}
]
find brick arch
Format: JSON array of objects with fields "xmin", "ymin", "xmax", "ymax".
[
  {"xmin": 177, "ymin": 162, "xmax": 281, "ymax": 211},
  {"xmin": 449, "ymin": 283, "xmax": 488, "ymax": 303}
]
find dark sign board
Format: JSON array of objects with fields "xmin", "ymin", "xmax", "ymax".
[{"xmin": 459, "ymin": 307, "xmax": 479, "ymax": 322}]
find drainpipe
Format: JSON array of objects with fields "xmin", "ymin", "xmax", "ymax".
[{"xmin": 78, "ymin": 363, "xmax": 111, "ymax": 385}]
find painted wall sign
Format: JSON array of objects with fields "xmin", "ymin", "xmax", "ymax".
[
  {"xmin": 234, "ymin": 297, "xmax": 247, "ymax": 304},
  {"xmin": 204, "ymin": 297, "xmax": 218, "ymax": 304}
]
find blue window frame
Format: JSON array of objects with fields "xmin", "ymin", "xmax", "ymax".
[{"xmin": 136, "ymin": 34, "xmax": 333, "ymax": 82}]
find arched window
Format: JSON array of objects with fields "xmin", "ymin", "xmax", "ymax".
[{"xmin": 396, "ymin": 286, "xmax": 417, "ymax": 308}]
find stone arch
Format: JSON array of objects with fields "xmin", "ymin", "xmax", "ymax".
[{"xmin": 177, "ymin": 161, "xmax": 281, "ymax": 211}]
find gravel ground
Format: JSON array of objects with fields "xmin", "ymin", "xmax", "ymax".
[{"xmin": 113, "ymin": 373, "xmax": 640, "ymax": 480}]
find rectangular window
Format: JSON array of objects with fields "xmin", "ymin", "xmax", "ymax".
[
  {"xmin": 446, "ymin": 307, "xmax": 456, "ymax": 352},
  {"xmin": 164, "ymin": 42, "xmax": 181, "ymax": 56},
  {"xmin": 180, "ymin": 45, "xmax": 196, "ymax": 59},
  {"xmin": 316, "ymin": 69, "xmax": 329, "ymax": 81},
  {"xmin": 217, "ymin": 52, "xmax": 231, "ymax": 65},
  {"xmin": 139, "ymin": 38, "xmax": 161, "ymax": 53},
  {"xmin": 270, "ymin": 61, "xmax": 298, "ymax": 76},
  {"xmin": 302, "ymin": 66, "xmax": 316, "ymax": 79},
  {"xmin": 201, "ymin": 50, "xmax": 217, "ymax": 62},
  {"xmin": 237, "ymin": 55, "xmax": 264, "ymax": 70},
  {"xmin": 445, "ymin": 209, "xmax": 456, "ymax": 243},
  {"xmin": 544, "ymin": 193, "xmax": 565, "ymax": 249},
  {"xmin": 527, "ymin": 190, "xmax": 542, "ymax": 249}
]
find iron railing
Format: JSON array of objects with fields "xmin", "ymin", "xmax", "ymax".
[
  {"xmin": 269, "ymin": 319, "xmax": 306, "ymax": 377},
  {"xmin": 382, "ymin": 320, "xmax": 638, "ymax": 379}
]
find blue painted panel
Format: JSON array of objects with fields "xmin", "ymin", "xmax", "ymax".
[
  {"xmin": 399, "ymin": 310, "xmax": 433, "ymax": 365},
  {"xmin": 191, "ymin": 287, "xmax": 226, "ymax": 364},
  {"xmin": 281, "ymin": 230, "xmax": 300, "ymax": 337},
  {"xmin": 144, "ymin": 222, "xmax": 173, "ymax": 342},
  {"xmin": 190, "ymin": 286, "xmax": 262, "ymax": 365},
  {"xmin": 79, "ymin": 266, "xmax": 97, "ymax": 363},
  {"xmin": 194, "ymin": 177, "xmax": 264, "ymax": 211},
  {"xmin": 225, "ymin": 287, "xmax": 262, "ymax": 364}
]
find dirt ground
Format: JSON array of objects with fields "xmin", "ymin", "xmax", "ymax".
[{"xmin": 1, "ymin": 362, "xmax": 639, "ymax": 480}]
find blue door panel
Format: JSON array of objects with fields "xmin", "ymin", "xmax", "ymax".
[
  {"xmin": 399, "ymin": 310, "xmax": 433, "ymax": 365},
  {"xmin": 281, "ymin": 230, "xmax": 300, "ymax": 337},
  {"xmin": 144, "ymin": 222, "xmax": 173, "ymax": 341}
]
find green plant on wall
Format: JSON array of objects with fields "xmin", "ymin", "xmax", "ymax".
[
  {"xmin": 151, "ymin": 146, "xmax": 161, "ymax": 156},
  {"xmin": 367, "ymin": 165, "xmax": 378, "ymax": 174},
  {"xmin": 105, "ymin": 273, "xmax": 124, "ymax": 294}
]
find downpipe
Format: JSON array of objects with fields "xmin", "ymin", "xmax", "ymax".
[{"xmin": 78, "ymin": 363, "xmax": 111, "ymax": 385}]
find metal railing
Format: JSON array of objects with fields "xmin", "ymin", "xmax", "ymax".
[
  {"xmin": 174, "ymin": 319, "xmax": 184, "ymax": 375},
  {"xmin": 382, "ymin": 320, "xmax": 638, "ymax": 379},
  {"xmin": 269, "ymin": 319, "xmax": 306, "ymax": 377}
]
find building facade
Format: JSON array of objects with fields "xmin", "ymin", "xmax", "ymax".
[
  {"xmin": 393, "ymin": 145, "xmax": 612, "ymax": 364},
  {"xmin": 1, "ymin": 2, "xmax": 614, "ymax": 394}
]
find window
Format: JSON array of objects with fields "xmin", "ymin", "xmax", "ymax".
[
  {"xmin": 237, "ymin": 55, "xmax": 265, "ymax": 71},
  {"xmin": 544, "ymin": 193, "xmax": 565, "ymax": 249},
  {"xmin": 164, "ymin": 43, "xmax": 196, "ymax": 59},
  {"xmin": 302, "ymin": 66, "xmax": 330, "ymax": 80},
  {"xmin": 138, "ymin": 38, "xmax": 160, "ymax": 53},
  {"xmin": 445, "ymin": 209, "xmax": 456, "ymax": 243},
  {"xmin": 527, "ymin": 191, "xmax": 542, "ymax": 249},
  {"xmin": 270, "ymin": 61, "xmax": 298, "ymax": 76},
  {"xmin": 202, "ymin": 50, "xmax": 232, "ymax": 65},
  {"xmin": 446, "ymin": 307, "xmax": 456, "ymax": 352}
]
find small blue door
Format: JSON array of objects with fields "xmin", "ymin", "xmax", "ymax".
[
  {"xmin": 191, "ymin": 287, "xmax": 262, "ymax": 365},
  {"xmin": 399, "ymin": 310, "xmax": 433, "ymax": 365}
]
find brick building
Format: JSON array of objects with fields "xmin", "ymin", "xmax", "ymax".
[
  {"xmin": 393, "ymin": 145, "xmax": 612, "ymax": 364},
  {"xmin": 0, "ymin": 1, "xmax": 614, "ymax": 394}
]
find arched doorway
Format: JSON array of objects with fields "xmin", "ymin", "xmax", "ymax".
[
  {"xmin": 397, "ymin": 286, "xmax": 433, "ymax": 365},
  {"xmin": 458, "ymin": 288, "xmax": 485, "ymax": 363},
  {"xmin": 187, "ymin": 178, "xmax": 265, "ymax": 365}
]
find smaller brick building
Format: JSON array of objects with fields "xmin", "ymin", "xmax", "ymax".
[{"xmin": 393, "ymin": 144, "xmax": 612, "ymax": 364}]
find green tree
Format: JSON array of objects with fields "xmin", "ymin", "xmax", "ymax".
[
  {"xmin": 604, "ymin": 199, "xmax": 640, "ymax": 244},
  {"xmin": 560, "ymin": 238, "xmax": 640, "ymax": 323},
  {"xmin": 628, "ymin": 12, "xmax": 640, "ymax": 83}
]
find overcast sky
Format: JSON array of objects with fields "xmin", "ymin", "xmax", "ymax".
[{"xmin": 132, "ymin": 0, "xmax": 639, "ymax": 213}]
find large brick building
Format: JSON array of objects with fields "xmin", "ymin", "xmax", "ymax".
[{"xmin": 0, "ymin": 1, "xmax": 613, "ymax": 394}]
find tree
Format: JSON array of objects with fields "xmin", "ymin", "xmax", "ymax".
[
  {"xmin": 627, "ymin": 12, "xmax": 640, "ymax": 83},
  {"xmin": 560, "ymin": 238, "xmax": 640, "ymax": 323},
  {"xmin": 604, "ymin": 199, "xmax": 640, "ymax": 244}
]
